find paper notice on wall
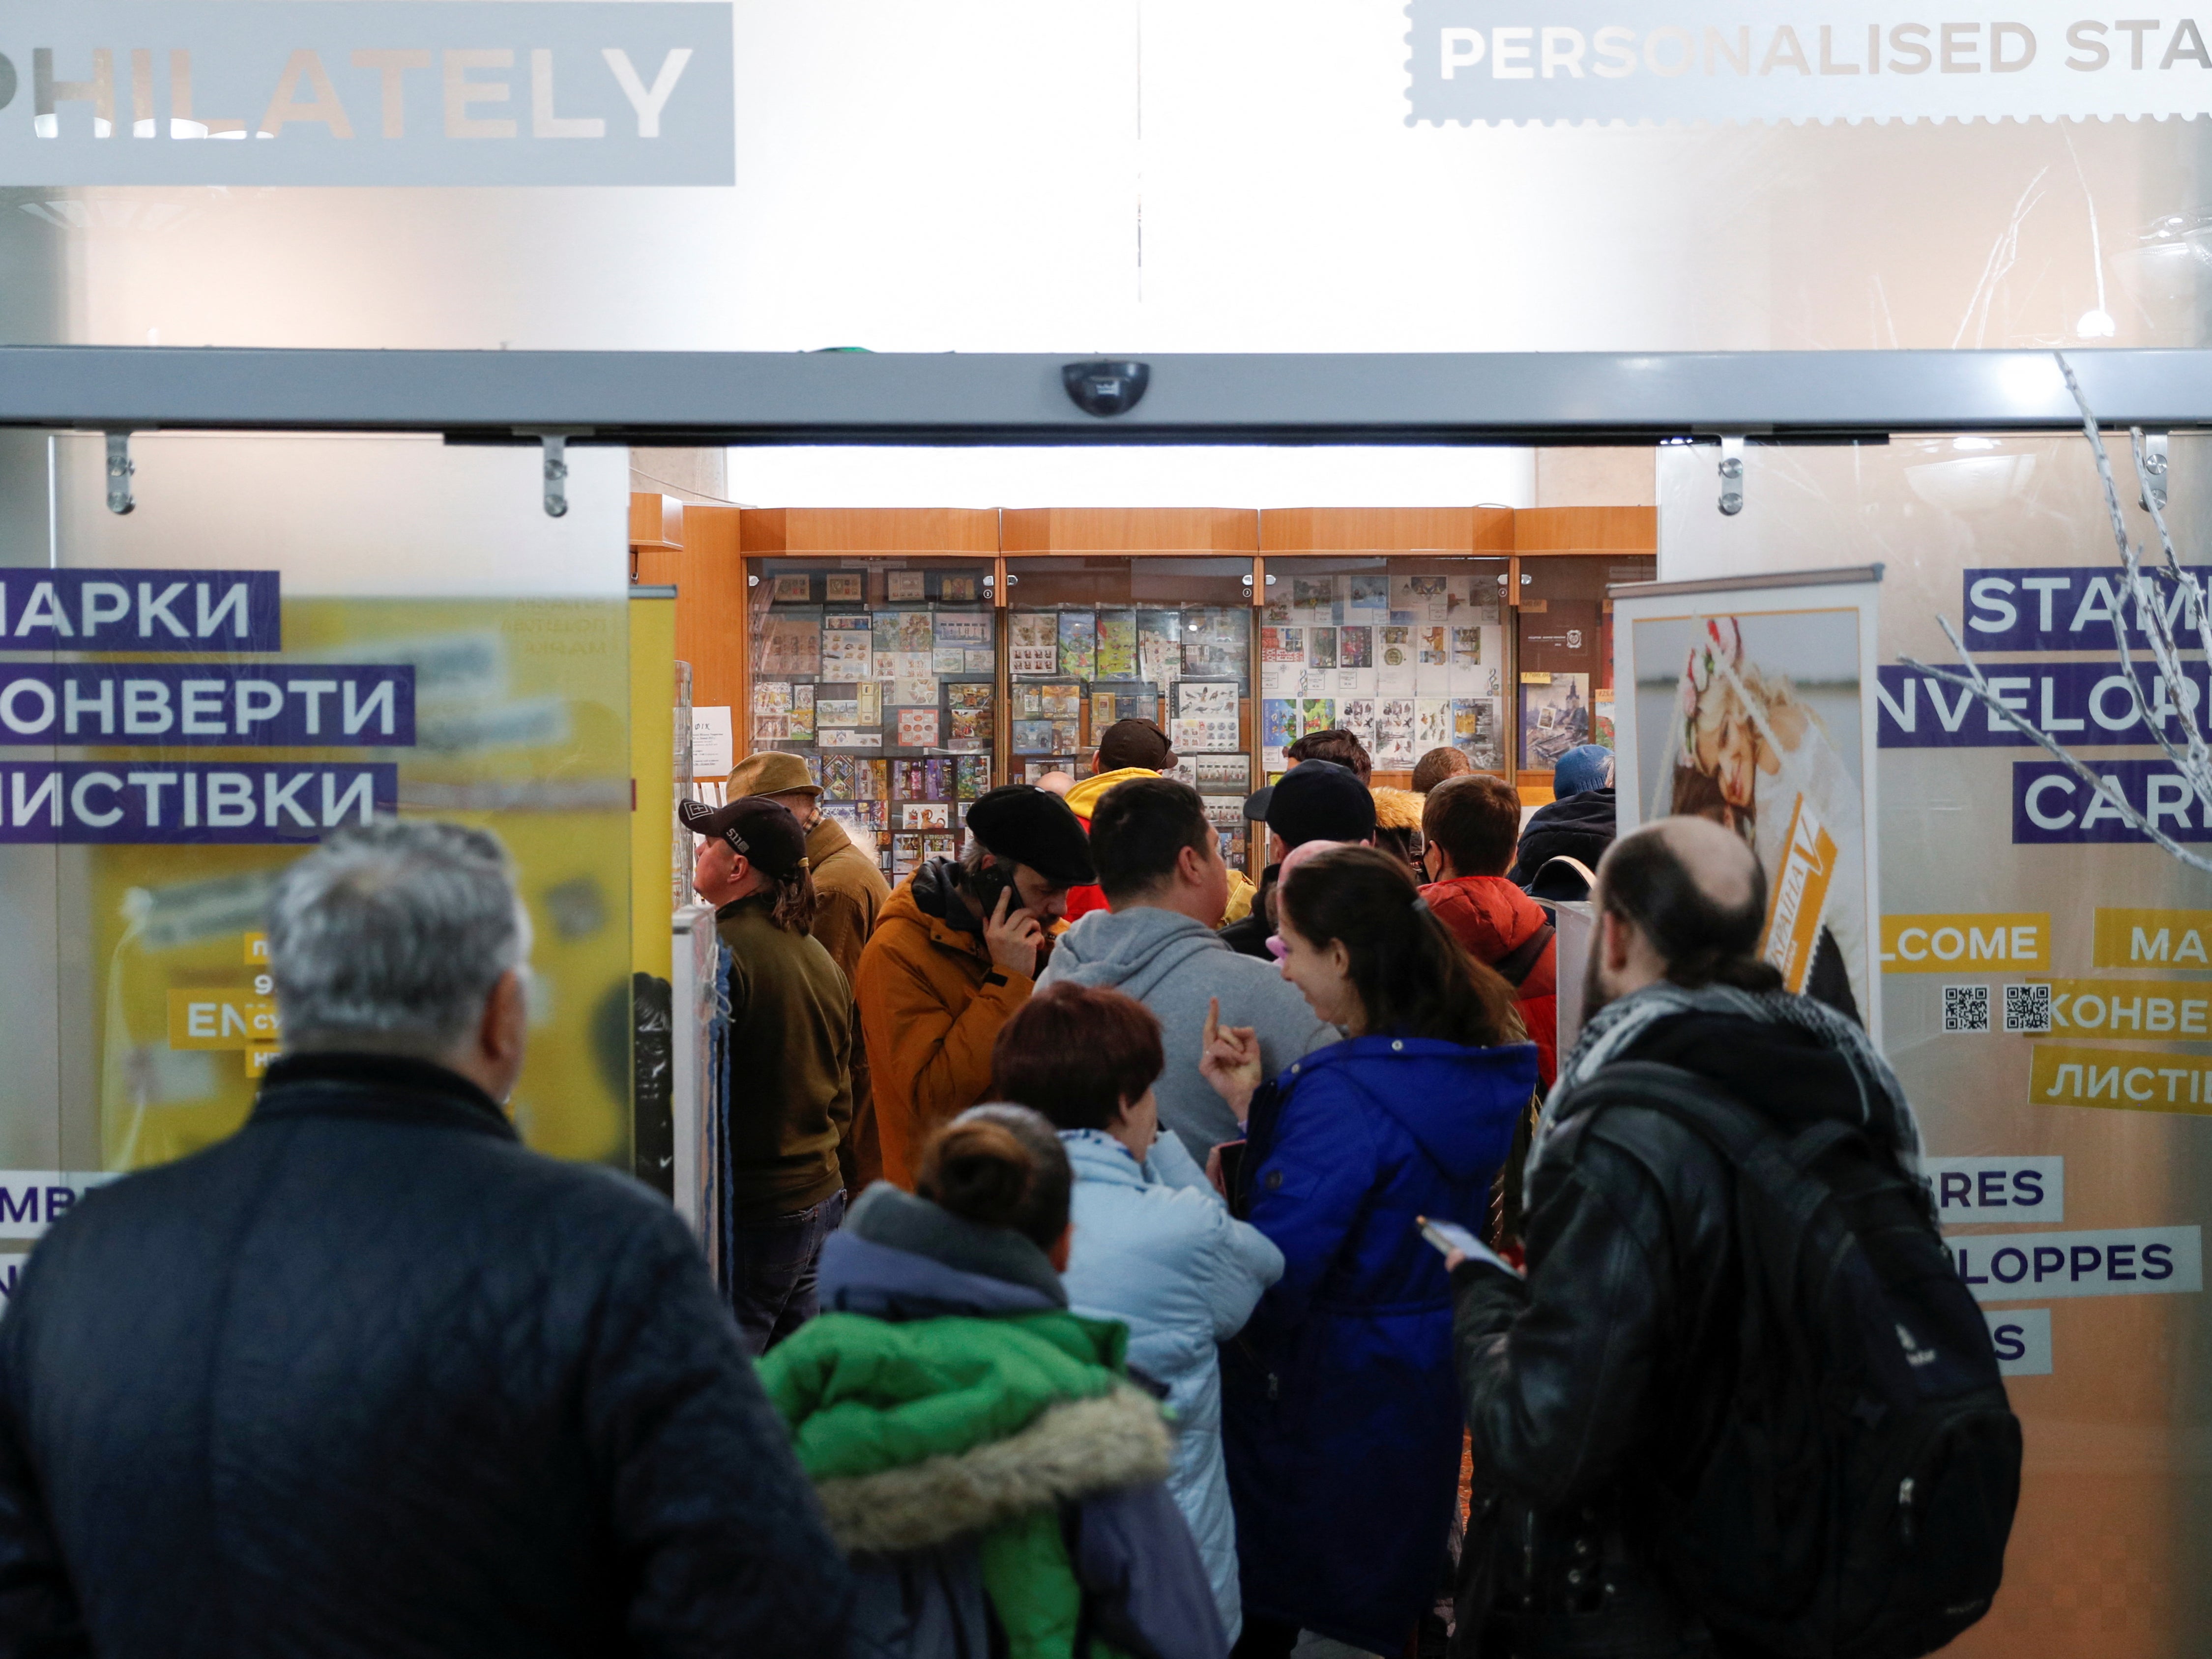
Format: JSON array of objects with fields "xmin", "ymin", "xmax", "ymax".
[{"xmin": 693, "ymin": 706, "xmax": 733, "ymax": 777}]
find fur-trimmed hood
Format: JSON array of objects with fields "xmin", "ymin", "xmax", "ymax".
[
  {"xmin": 756, "ymin": 1215, "xmax": 1228, "ymax": 1659},
  {"xmin": 815, "ymin": 1383, "xmax": 1170, "ymax": 1556},
  {"xmin": 758, "ymin": 1201, "xmax": 1169, "ymax": 1556}
]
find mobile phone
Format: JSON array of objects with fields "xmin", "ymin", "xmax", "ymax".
[
  {"xmin": 1416, "ymin": 1215, "xmax": 1483, "ymax": 1258},
  {"xmin": 1214, "ymin": 1140, "xmax": 1249, "ymax": 1209},
  {"xmin": 963, "ymin": 855, "xmax": 1018, "ymax": 919}
]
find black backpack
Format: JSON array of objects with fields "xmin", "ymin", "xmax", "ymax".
[{"xmin": 1566, "ymin": 1061, "xmax": 2022, "ymax": 1659}]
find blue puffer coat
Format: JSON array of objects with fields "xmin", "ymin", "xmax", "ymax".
[
  {"xmin": 1058, "ymin": 1128, "xmax": 1284, "ymax": 1644},
  {"xmin": 1222, "ymin": 1034, "xmax": 1538, "ymax": 1654}
]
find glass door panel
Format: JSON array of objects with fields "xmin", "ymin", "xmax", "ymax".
[
  {"xmin": 29, "ymin": 433, "xmax": 634, "ymax": 1204},
  {"xmin": 1658, "ymin": 430, "xmax": 2212, "ymax": 1659}
]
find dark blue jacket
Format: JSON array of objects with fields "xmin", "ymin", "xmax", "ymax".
[
  {"xmin": 0, "ymin": 1052, "xmax": 851, "ymax": 1659},
  {"xmin": 1223, "ymin": 1035, "xmax": 1537, "ymax": 1654}
]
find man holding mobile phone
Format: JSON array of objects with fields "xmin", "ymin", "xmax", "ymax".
[{"xmin": 854, "ymin": 785, "xmax": 1095, "ymax": 1189}]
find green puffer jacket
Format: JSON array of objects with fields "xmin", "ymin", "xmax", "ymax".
[{"xmin": 758, "ymin": 1306, "xmax": 1162, "ymax": 1659}]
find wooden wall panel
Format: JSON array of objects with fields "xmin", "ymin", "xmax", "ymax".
[
  {"xmin": 628, "ymin": 492, "xmax": 684, "ymax": 551},
  {"xmin": 740, "ymin": 506, "xmax": 998, "ymax": 553},
  {"xmin": 1001, "ymin": 507, "xmax": 1257, "ymax": 553},
  {"xmin": 1513, "ymin": 505, "xmax": 1657, "ymax": 553},
  {"xmin": 1260, "ymin": 506, "xmax": 1509, "ymax": 553},
  {"xmin": 662, "ymin": 504, "xmax": 748, "ymax": 731}
]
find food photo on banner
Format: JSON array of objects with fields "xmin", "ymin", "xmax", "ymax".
[{"xmin": 1613, "ymin": 572, "xmax": 1883, "ymax": 1036}]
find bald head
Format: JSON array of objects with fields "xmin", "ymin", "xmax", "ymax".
[
  {"xmin": 1645, "ymin": 815, "xmax": 1759, "ymax": 914},
  {"xmin": 1588, "ymin": 815, "xmax": 1780, "ymax": 1006}
]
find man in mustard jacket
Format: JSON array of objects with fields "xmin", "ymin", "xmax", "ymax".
[{"xmin": 853, "ymin": 786, "xmax": 1094, "ymax": 1189}]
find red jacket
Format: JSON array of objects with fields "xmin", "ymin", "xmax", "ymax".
[{"xmin": 1420, "ymin": 874, "xmax": 1557, "ymax": 1088}]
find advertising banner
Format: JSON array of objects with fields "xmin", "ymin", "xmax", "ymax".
[{"xmin": 1612, "ymin": 569, "xmax": 1885, "ymax": 1039}]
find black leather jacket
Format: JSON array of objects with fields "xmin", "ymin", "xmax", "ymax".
[
  {"xmin": 0, "ymin": 1053, "xmax": 851, "ymax": 1659},
  {"xmin": 1450, "ymin": 1009, "xmax": 1895, "ymax": 1659}
]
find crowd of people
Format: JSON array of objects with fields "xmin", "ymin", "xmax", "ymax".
[{"xmin": 0, "ymin": 720, "xmax": 2018, "ymax": 1659}]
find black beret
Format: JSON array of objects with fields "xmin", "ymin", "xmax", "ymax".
[
  {"xmin": 1253, "ymin": 759, "xmax": 1376, "ymax": 850},
  {"xmin": 964, "ymin": 785, "xmax": 1096, "ymax": 887}
]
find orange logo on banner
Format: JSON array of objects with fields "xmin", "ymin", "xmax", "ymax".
[{"xmin": 1761, "ymin": 795, "xmax": 1838, "ymax": 995}]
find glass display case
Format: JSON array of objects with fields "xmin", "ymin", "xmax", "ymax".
[
  {"xmin": 1002, "ymin": 554, "xmax": 1258, "ymax": 872},
  {"xmin": 1515, "ymin": 551, "xmax": 1656, "ymax": 786},
  {"xmin": 1255, "ymin": 555, "xmax": 1513, "ymax": 778},
  {"xmin": 745, "ymin": 554, "xmax": 999, "ymax": 884}
]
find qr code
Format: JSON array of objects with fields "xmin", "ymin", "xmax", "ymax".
[
  {"xmin": 2005, "ymin": 983, "xmax": 2054, "ymax": 1034},
  {"xmin": 1943, "ymin": 986, "xmax": 1991, "ymax": 1034}
]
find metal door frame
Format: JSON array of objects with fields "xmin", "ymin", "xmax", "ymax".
[{"xmin": 0, "ymin": 346, "xmax": 2202, "ymax": 446}]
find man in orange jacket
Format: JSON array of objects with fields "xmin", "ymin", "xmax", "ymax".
[
  {"xmin": 853, "ymin": 785, "xmax": 1095, "ymax": 1188},
  {"xmin": 1419, "ymin": 773, "xmax": 1558, "ymax": 1087}
]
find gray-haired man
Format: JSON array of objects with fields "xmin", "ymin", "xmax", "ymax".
[{"xmin": 0, "ymin": 821, "xmax": 850, "ymax": 1659}]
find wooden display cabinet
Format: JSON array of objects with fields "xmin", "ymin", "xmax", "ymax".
[
  {"xmin": 1258, "ymin": 507, "xmax": 1517, "ymax": 792},
  {"xmin": 1001, "ymin": 508, "xmax": 1262, "ymax": 872},
  {"xmin": 1511, "ymin": 508, "xmax": 1657, "ymax": 800}
]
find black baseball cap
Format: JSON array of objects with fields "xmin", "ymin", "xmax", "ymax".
[
  {"xmin": 965, "ymin": 785, "xmax": 1096, "ymax": 888},
  {"xmin": 1097, "ymin": 717, "xmax": 1176, "ymax": 772},
  {"xmin": 678, "ymin": 795, "xmax": 810, "ymax": 878},
  {"xmin": 1242, "ymin": 760, "xmax": 1376, "ymax": 850}
]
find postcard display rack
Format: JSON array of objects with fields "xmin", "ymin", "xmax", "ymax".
[
  {"xmin": 1003, "ymin": 556, "xmax": 1259, "ymax": 873},
  {"xmin": 746, "ymin": 558, "xmax": 999, "ymax": 884}
]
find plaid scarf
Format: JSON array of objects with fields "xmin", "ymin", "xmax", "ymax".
[{"xmin": 1533, "ymin": 980, "xmax": 1922, "ymax": 1178}]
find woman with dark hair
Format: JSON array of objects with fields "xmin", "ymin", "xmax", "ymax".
[
  {"xmin": 1200, "ymin": 845, "xmax": 1537, "ymax": 1659},
  {"xmin": 754, "ymin": 1108, "xmax": 1225, "ymax": 1659},
  {"xmin": 680, "ymin": 792, "xmax": 850, "ymax": 1354},
  {"xmin": 991, "ymin": 983, "xmax": 1284, "ymax": 1645}
]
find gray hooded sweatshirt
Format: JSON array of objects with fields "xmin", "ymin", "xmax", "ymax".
[{"xmin": 1039, "ymin": 905, "xmax": 1336, "ymax": 1161}]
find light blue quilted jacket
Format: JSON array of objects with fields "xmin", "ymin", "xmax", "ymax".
[{"xmin": 1056, "ymin": 1128, "xmax": 1284, "ymax": 1646}]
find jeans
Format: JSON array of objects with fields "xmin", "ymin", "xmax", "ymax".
[{"xmin": 729, "ymin": 1189, "xmax": 846, "ymax": 1356}]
